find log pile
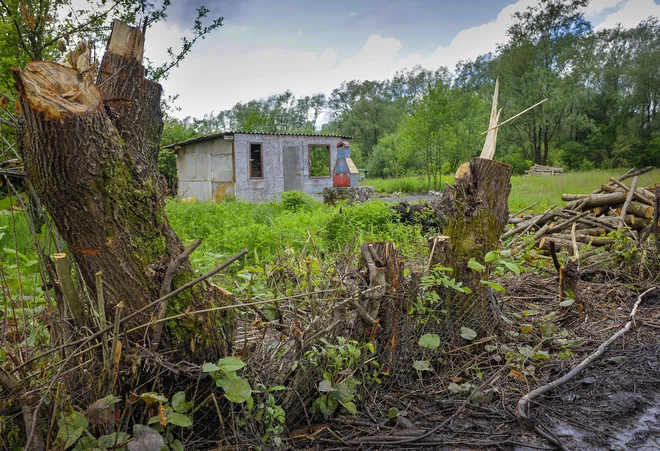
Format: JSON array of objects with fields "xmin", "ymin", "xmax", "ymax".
[
  {"xmin": 526, "ymin": 164, "xmax": 564, "ymax": 176},
  {"xmin": 504, "ymin": 167, "xmax": 659, "ymax": 255}
]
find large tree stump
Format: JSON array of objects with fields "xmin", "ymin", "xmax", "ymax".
[
  {"xmin": 437, "ymin": 158, "xmax": 512, "ymax": 341},
  {"xmin": 13, "ymin": 21, "xmax": 234, "ymax": 362}
]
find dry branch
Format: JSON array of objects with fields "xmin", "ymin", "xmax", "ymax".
[{"xmin": 516, "ymin": 286, "xmax": 659, "ymax": 428}]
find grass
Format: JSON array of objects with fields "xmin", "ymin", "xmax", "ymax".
[
  {"xmin": 362, "ymin": 168, "xmax": 660, "ymax": 212},
  {"xmin": 361, "ymin": 175, "xmax": 455, "ymax": 194},
  {"xmin": 509, "ymin": 168, "xmax": 660, "ymax": 212},
  {"xmin": 165, "ymin": 196, "xmax": 425, "ymax": 273}
]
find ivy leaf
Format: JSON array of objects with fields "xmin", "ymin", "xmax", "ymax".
[
  {"xmin": 480, "ymin": 280, "xmax": 505, "ymax": 293},
  {"xmin": 167, "ymin": 412, "xmax": 192, "ymax": 428},
  {"xmin": 460, "ymin": 327, "xmax": 477, "ymax": 341},
  {"xmin": 418, "ymin": 333, "xmax": 440, "ymax": 350},
  {"xmin": 222, "ymin": 378, "xmax": 252, "ymax": 403},
  {"xmin": 217, "ymin": 357, "xmax": 246, "ymax": 373},
  {"xmin": 467, "ymin": 258, "xmax": 485, "ymax": 272},
  {"xmin": 413, "ymin": 360, "xmax": 433, "ymax": 371}
]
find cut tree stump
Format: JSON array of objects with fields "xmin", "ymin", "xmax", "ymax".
[
  {"xmin": 437, "ymin": 158, "xmax": 512, "ymax": 340},
  {"xmin": 13, "ymin": 20, "xmax": 235, "ymax": 362}
]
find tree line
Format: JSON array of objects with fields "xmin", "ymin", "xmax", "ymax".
[{"xmin": 162, "ymin": 0, "xmax": 660, "ymax": 190}]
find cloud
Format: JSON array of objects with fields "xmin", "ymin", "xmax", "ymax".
[
  {"xmin": 595, "ymin": 0, "xmax": 660, "ymax": 29},
  {"xmin": 147, "ymin": 0, "xmax": 660, "ymax": 118}
]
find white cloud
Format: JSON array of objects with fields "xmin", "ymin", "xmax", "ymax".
[
  {"xmin": 595, "ymin": 0, "xmax": 660, "ymax": 29},
  {"xmin": 147, "ymin": 0, "xmax": 660, "ymax": 118}
]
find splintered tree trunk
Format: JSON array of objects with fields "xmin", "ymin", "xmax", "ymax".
[
  {"xmin": 439, "ymin": 158, "xmax": 512, "ymax": 341},
  {"xmin": 13, "ymin": 21, "xmax": 234, "ymax": 361}
]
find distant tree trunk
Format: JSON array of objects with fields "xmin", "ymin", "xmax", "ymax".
[
  {"xmin": 437, "ymin": 158, "xmax": 512, "ymax": 341},
  {"xmin": 13, "ymin": 20, "xmax": 234, "ymax": 362}
]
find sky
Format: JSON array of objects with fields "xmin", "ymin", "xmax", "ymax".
[{"xmin": 144, "ymin": 0, "xmax": 660, "ymax": 119}]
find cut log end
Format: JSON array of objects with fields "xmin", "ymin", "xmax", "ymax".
[{"xmin": 12, "ymin": 61, "xmax": 102, "ymax": 120}]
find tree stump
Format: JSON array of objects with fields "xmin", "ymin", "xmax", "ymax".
[
  {"xmin": 13, "ymin": 21, "xmax": 235, "ymax": 362},
  {"xmin": 357, "ymin": 242, "xmax": 408, "ymax": 374},
  {"xmin": 437, "ymin": 158, "xmax": 512, "ymax": 341}
]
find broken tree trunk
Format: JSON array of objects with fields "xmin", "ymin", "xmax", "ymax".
[
  {"xmin": 13, "ymin": 20, "xmax": 234, "ymax": 362},
  {"xmin": 438, "ymin": 158, "xmax": 512, "ymax": 340}
]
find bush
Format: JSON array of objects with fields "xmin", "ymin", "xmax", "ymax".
[
  {"xmin": 500, "ymin": 153, "xmax": 532, "ymax": 175},
  {"xmin": 280, "ymin": 191, "xmax": 317, "ymax": 212},
  {"xmin": 560, "ymin": 142, "xmax": 591, "ymax": 170}
]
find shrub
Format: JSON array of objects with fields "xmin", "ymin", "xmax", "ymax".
[{"xmin": 280, "ymin": 191, "xmax": 317, "ymax": 212}]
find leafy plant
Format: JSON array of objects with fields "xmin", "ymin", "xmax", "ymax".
[{"xmin": 203, "ymin": 357, "xmax": 252, "ymax": 403}]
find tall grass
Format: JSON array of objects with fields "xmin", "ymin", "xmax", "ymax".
[
  {"xmin": 165, "ymin": 198, "xmax": 425, "ymax": 273},
  {"xmin": 361, "ymin": 175, "xmax": 455, "ymax": 194}
]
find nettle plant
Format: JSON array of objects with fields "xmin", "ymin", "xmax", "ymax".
[
  {"xmin": 302, "ymin": 338, "xmax": 378, "ymax": 419},
  {"xmin": 416, "ymin": 250, "xmax": 521, "ymax": 319},
  {"xmin": 203, "ymin": 357, "xmax": 287, "ymax": 448},
  {"xmin": 55, "ymin": 391, "xmax": 195, "ymax": 451}
]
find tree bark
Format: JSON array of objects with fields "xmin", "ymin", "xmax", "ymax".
[
  {"xmin": 13, "ymin": 20, "xmax": 234, "ymax": 362},
  {"xmin": 438, "ymin": 158, "xmax": 512, "ymax": 340}
]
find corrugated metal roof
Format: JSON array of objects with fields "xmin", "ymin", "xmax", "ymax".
[{"xmin": 163, "ymin": 131, "xmax": 353, "ymax": 149}]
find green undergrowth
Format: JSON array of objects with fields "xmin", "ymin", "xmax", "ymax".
[{"xmin": 165, "ymin": 194, "xmax": 426, "ymax": 275}]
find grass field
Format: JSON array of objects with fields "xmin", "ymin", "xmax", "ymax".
[{"xmin": 363, "ymin": 168, "xmax": 660, "ymax": 212}]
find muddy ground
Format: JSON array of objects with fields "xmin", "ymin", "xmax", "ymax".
[{"xmin": 290, "ymin": 277, "xmax": 660, "ymax": 451}]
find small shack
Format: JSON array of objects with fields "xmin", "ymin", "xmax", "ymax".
[{"xmin": 165, "ymin": 132, "xmax": 351, "ymax": 202}]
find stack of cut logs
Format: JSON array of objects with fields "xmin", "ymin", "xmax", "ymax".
[{"xmin": 503, "ymin": 167, "xmax": 659, "ymax": 255}]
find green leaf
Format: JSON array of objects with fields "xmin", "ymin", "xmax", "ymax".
[
  {"xmin": 138, "ymin": 392, "xmax": 167, "ymax": 405},
  {"xmin": 521, "ymin": 324, "xmax": 534, "ymax": 334},
  {"xmin": 246, "ymin": 395, "xmax": 254, "ymax": 411},
  {"xmin": 222, "ymin": 378, "xmax": 252, "ymax": 403},
  {"xmin": 485, "ymin": 251, "xmax": 498, "ymax": 262},
  {"xmin": 217, "ymin": 357, "xmax": 246, "ymax": 373},
  {"xmin": 413, "ymin": 360, "xmax": 433, "ymax": 371},
  {"xmin": 318, "ymin": 380, "xmax": 336, "ymax": 393},
  {"xmin": 418, "ymin": 333, "xmax": 440, "ymax": 350},
  {"xmin": 480, "ymin": 280, "xmax": 505, "ymax": 293},
  {"xmin": 171, "ymin": 440, "xmax": 184, "ymax": 451},
  {"xmin": 559, "ymin": 298, "xmax": 575, "ymax": 307},
  {"xmin": 522, "ymin": 310, "xmax": 540, "ymax": 316},
  {"xmin": 467, "ymin": 258, "xmax": 485, "ymax": 272},
  {"xmin": 202, "ymin": 362, "xmax": 220, "ymax": 373},
  {"xmin": 501, "ymin": 261, "xmax": 521, "ymax": 276},
  {"xmin": 57, "ymin": 425, "xmax": 86, "ymax": 449},
  {"xmin": 531, "ymin": 350, "xmax": 550, "ymax": 361},
  {"xmin": 388, "ymin": 407, "xmax": 399, "ymax": 419},
  {"xmin": 460, "ymin": 327, "xmax": 477, "ymax": 341},
  {"xmin": 172, "ymin": 392, "xmax": 193, "ymax": 414},
  {"xmin": 98, "ymin": 432, "xmax": 130, "ymax": 448},
  {"xmin": 168, "ymin": 412, "xmax": 192, "ymax": 428},
  {"xmin": 340, "ymin": 400, "xmax": 357, "ymax": 415}
]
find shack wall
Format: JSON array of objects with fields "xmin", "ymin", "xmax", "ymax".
[
  {"xmin": 176, "ymin": 138, "xmax": 234, "ymax": 201},
  {"xmin": 233, "ymin": 134, "xmax": 341, "ymax": 201}
]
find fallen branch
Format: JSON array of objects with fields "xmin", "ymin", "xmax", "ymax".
[{"xmin": 516, "ymin": 286, "xmax": 659, "ymax": 428}]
